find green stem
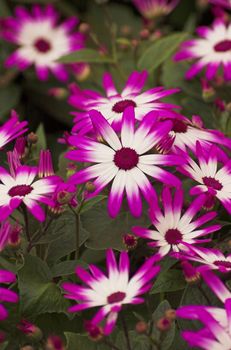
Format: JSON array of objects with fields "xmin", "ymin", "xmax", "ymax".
[
  {"xmin": 22, "ymin": 205, "xmax": 30, "ymax": 243},
  {"xmin": 121, "ymin": 313, "xmax": 131, "ymax": 350}
]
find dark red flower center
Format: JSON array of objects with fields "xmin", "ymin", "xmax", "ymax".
[
  {"xmin": 8, "ymin": 185, "xmax": 33, "ymax": 197},
  {"xmin": 165, "ymin": 229, "xmax": 183, "ymax": 245},
  {"xmin": 214, "ymin": 40, "xmax": 231, "ymax": 52},
  {"xmin": 112, "ymin": 99, "xmax": 136, "ymax": 113},
  {"xmin": 114, "ymin": 147, "xmax": 139, "ymax": 170},
  {"xmin": 203, "ymin": 177, "xmax": 223, "ymax": 191},
  {"xmin": 34, "ymin": 38, "xmax": 51, "ymax": 53},
  {"xmin": 107, "ymin": 291, "xmax": 126, "ymax": 304},
  {"xmin": 213, "ymin": 260, "xmax": 231, "ymax": 268},
  {"xmin": 172, "ymin": 120, "xmax": 188, "ymax": 133}
]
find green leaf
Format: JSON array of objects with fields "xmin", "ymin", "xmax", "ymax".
[
  {"xmin": 116, "ymin": 331, "xmax": 150, "ymax": 350},
  {"xmin": 65, "ymin": 332, "xmax": 108, "ymax": 350},
  {"xmin": 80, "ymin": 195, "xmax": 108, "ymax": 214},
  {"xmin": 0, "ymin": 85, "xmax": 21, "ymax": 117},
  {"xmin": 51, "ymin": 260, "xmax": 87, "ymax": 278},
  {"xmin": 36, "ymin": 123, "xmax": 47, "ymax": 150},
  {"xmin": 58, "ymin": 49, "xmax": 114, "ymax": 64},
  {"xmin": 81, "ymin": 199, "xmax": 150, "ymax": 250},
  {"xmin": 151, "ymin": 269, "xmax": 186, "ymax": 294},
  {"xmin": 138, "ymin": 33, "xmax": 188, "ymax": 72},
  {"xmin": 152, "ymin": 300, "xmax": 176, "ymax": 350},
  {"xmin": 17, "ymin": 255, "xmax": 69, "ymax": 316}
]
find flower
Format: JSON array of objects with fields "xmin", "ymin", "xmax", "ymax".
[
  {"xmin": 157, "ymin": 115, "xmax": 231, "ymax": 154},
  {"xmin": 179, "ymin": 142, "xmax": 231, "ymax": 214},
  {"xmin": 209, "ymin": 0, "xmax": 231, "ymax": 9},
  {"xmin": 0, "ymin": 5, "xmax": 86, "ymax": 81},
  {"xmin": 177, "ymin": 269, "xmax": 231, "ymax": 350},
  {"xmin": 66, "ymin": 108, "xmax": 184, "ymax": 218},
  {"xmin": 0, "ymin": 111, "xmax": 27, "ymax": 150},
  {"xmin": 175, "ymin": 245, "xmax": 231, "ymax": 273},
  {"xmin": 0, "ymin": 270, "xmax": 18, "ymax": 320},
  {"xmin": 62, "ymin": 249, "xmax": 160, "ymax": 335},
  {"xmin": 132, "ymin": 0, "xmax": 179, "ymax": 19},
  {"xmin": 38, "ymin": 150, "xmax": 54, "ymax": 178},
  {"xmin": 174, "ymin": 19, "xmax": 231, "ymax": 81},
  {"xmin": 0, "ymin": 221, "xmax": 13, "ymax": 251},
  {"xmin": 69, "ymin": 70, "xmax": 180, "ymax": 134},
  {"xmin": 0, "ymin": 165, "xmax": 60, "ymax": 222},
  {"xmin": 133, "ymin": 187, "xmax": 220, "ymax": 258}
]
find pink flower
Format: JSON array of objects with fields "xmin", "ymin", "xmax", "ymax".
[
  {"xmin": 0, "ymin": 111, "xmax": 27, "ymax": 150},
  {"xmin": 0, "ymin": 270, "xmax": 18, "ymax": 321},
  {"xmin": 0, "ymin": 5, "xmax": 86, "ymax": 81},
  {"xmin": 175, "ymin": 19, "xmax": 231, "ymax": 81},
  {"xmin": 62, "ymin": 249, "xmax": 160, "ymax": 335},
  {"xmin": 69, "ymin": 70, "xmax": 180, "ymax": 134},
  {"xmin": 133, "ymin": 187, "xmax": 220, "ymax": 258},
  {"xmin": 132, "ymin": 0, "xmax": 179, "ymax": 19},
  {"xmin": 66, "ymin": 107, "xmax": 184, "ymax": 218},
  {"xmin": 209, "ymin": 0, "xmax": 231, "ymax": 9}
]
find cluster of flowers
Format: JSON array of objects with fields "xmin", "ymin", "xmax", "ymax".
[{"xmin": 0, "ymin": 1, "xmax": 230, "ymax": 349}]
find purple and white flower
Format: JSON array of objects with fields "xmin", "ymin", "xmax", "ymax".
[
  {"xmin": 179, "ymin": 142, "xmax": 231, "ymax": 214},
  {"xmin": 175, "ymin": 19, "xmax": 231, "ymax": 81},
  {"xmin": 132, "ymin": 0, "xmax": 179, "ymax": 19},
  {"xmin": 69, "ymin": 70, "xmax": 180, "ymax": 134},
  {"xmin": 0, "ymin": 5, "xmax": 86, "ymax": 81},
  {"xmin": 0, "ymin": 111, "xmax": 27, "ymax": 150},
  {"xmin": 62, "ymin": 249, "xmax": 160, "ymax": 335},
  {"xmin": 175, "ymin": 245, "xmax": 231, "ymax": 273},
  {"xmin": 0, "ymin": 270, "xmax": 18, "ymax": 321},
  {"xmin": 177, "ymin": 269, "xmax": 231, "ymax": 350},
  {"xmin": 66, "ymin": 107, "xmax": 184, "ymax": 218},
  {"xmin": 133, "ymin": 187, "xmax": 220, "ymax": 258},
  {"xmin": 0, "ymin": 165, "xmax": 60, "ymax": 222}
]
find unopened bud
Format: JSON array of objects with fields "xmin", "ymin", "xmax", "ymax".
[
  {"xmin": 120, "ymin": 25, "xmax": 132, "ymax": 36},
  {"xmin": 85, "ymin": 182, "xmax": 96, "ymax": 193},
  {"xmin": 135, "ymin": 321, "xmax": 148, "ymax": 334},
  {"xmin": 75, "ymin": 64, "xmax": 91, "ymax": 82},
  {"xmin": 27, "ymin": 132, "xmax": 38, "ymax": 145},
  {"xmin": 156, "ymin": 317, "xmax": 171, "ymax": 332},
  {"xmin": 79, "ymin": 22, "xmax": 90, "ymax": 34},
  {"xmin": 131, "ymin": 39, "xmax": 139, "ymax": 48},
  {"xmin": 165, "ymin": 309, "xmax": 176, "ymax": 321},
  {"xmin": 17, "ymin": 320, "xmax": 42, "ymax": 341},
  {"xmin": 201, "ymin": 78, "xmax": 215, "ymax": 102},
  {"xmin": 48, "ymin": 88, "xmax": 68, "ymax": 99},
  {"xmin": 123, "ymin": 234, "xmax": 138, "ymax": 250},
  {"xmin": 8, "ymin": 224, "xmax": 22, "ymax": 248},
  {"xmin": 66, "ymin": 162, "xmax": 77, "ymax": 178},
  {"xmin": 46, "ymin": 335, "xmax": 66, "ymax": 350},
  {"xmin": 181, "ymin": 261, "xmax": 200, "ymax": 284},
  {"xmin": 57, "ymin": 191, "xmax": 73, "ymax": 205},
  {"xmin": 139, "ymin": 28, "xmax": 150, "ymax": 40},
  {"xmin": 85, "ymin": 321, "xmax": 103, "ymax": 341}
]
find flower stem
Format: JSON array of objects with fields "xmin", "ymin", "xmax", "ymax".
[
  {"xmin": 121, "ymin": 312, "xmax": 132, "ymax": 350},
  {"xmin": 22, "ymin": 205, "xmax": 30, "ymax": 243}
]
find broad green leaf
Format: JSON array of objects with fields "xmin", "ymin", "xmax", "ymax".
[
  {"xmin": 51, "ymin": 260, "xmax": 87, "ymax": 278},
  {"xmin": 65, "ymin": 332, "xmax": 108, "ymax": 350},
  {"xmin": 138, "ymin": 33, "xmax": 188, "ymax": 72},
  {"xmin": 151, "ymin": 269, "xmax": 186, "ymax": 294},
  {"xmin": 58, "ymin": 49, "xmax": 114, "ymax": 64},
  {"xmin": 36, "ymin": 123, "xmax": 47, "ymax": 150},
  {"xmin": 18, "ymin": 255, "xmax": 69, "ymax": 316},
  {"xmin": 81, "ymin": 199, "xmax": 150, "ymax": 250},
  {"xmin": 80, "ymin": 195, "xmax": 108, "ymax": 214},
  {"xmin": 152, "ymin": 300, "xmax": 176, "ymax": 350},
  {"xmin": 116, "ymin": 331, "xmax": 150, "ymax": 350}
]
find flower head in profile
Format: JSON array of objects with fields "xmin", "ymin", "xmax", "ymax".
[
  {"xmin": 175, "ymin": 245, "xmax": 231, "ymax": 273},
  {"xmin": 177, "ymin": 269, "xmax": 231, "ymax": 350},
  {"xmin": 0, "ymin": 5, "xmax": 86, "ymax": 81},
  {"xmin": 66, "ymin": 107, "xmax": 184, "ymax": 218},
  {"xmin": 175, "ymin": 19, "xmax": 231, "ymax": 81},
  {"xmin": 179, "ymin": 142, "xmax": 231, "ymax": 214},
  {"xmin": 0, "ymin": 270, "xmax": 18, "ymax": 321},
  {"xmin": 69, "ymin": 70, "xmax": 180, "ymax": 134},
  {"xmin": 132, "ymin": 0, "xmax": 179, "ymax": 19},
  {"xmin": 62, "ymin": 249, "xmax": 160, "ymax": 335},
  {"xmin": 0, "ymin": 165, "xmax": 60, "ymax": 222},
  {"xmin": 0, "ymin": 111, "xmax": 27, "ymax": 150},
  {"xmin": 133, "ymin": 187, "xmax": 220, "ymax": 258}
]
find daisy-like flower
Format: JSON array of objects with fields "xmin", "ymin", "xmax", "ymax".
[
  {"xmin": 209, "ymin": 0, "xmax": 231, "ymax": 9},
  {"xmin": 177, "ymin": 269, "xmax": 231, "ymax": 350},
  {"xmin": 62, "ymin": 249, "xmax": 160, "ymax": 335},
  {"xmin": 174, "ymin": 19, "xmax": 231, "ymax": 81},
  {"xmin": 69, "ymin": 70, "xmax": 180, "ymax": 134},
  {"xmin": 157, "ymin": 115, "xmax": 231, "ymax": 154},
  {"xmin": 0, "ymin": 5, "xmax": 86, "ymax": 81},
  {"xmin": 0, "ymin": 111, "xmax": 27, "ymax": 150},
  {"xmin": 132, "ymin": 0, "xmax": 179, "ymax": 19},
  {"xmin": 175, "ymin": 245, "xmax": 231, "ymax": 273},
  {"xmin": 0, "ymin": 165, "xmax": 60, "ymax": 222},
  {"xmin": 66, "ymin": 107, "xmax": 184, "ymax": 218},
  {"xmin": 179, "ymin": 142, "xmax": 231, "ymax": 214},
  {"xmin": 133, "ymin": 187, "xmax": 220, "ymax": 258},
  {"xmin": 0, "ymin": 270, "xmax": 18, "ymax": 321}
]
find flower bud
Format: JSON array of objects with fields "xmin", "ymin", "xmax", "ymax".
[
  {"xmin": 181, "ymin": 261, "xmax": 200, "ymax": 284},
  {"xmin": 57, "ymin": 191, "xmax": 73, "ymax": 205},
  {"xmin": 156, "ymin": 317, "xmax": 171, "ymax": 331},
  {"xmin": 27, "ymin": 132, "xmax": 38, "ymax": 145},
  {"xmin": 8, "ymin": 224, "xmax": 22, "ymax": 248},
  {"xmin": 79, "ymin": 22, "xmax": 90, "ymax": 34},
  {"xmin": 201, "ymin": 78, "xmax": 215, "ymax": 102},
  {"xmin": 84, "ymin": 321, "xmax": 103, "ymax": 341},
  {"xmin": 135, "ymin": 321, "xmax": 148, "ymax": 334},
  {"xmin": 85, "ymin": 181, "xmax": 96, "ymax": 193},
  {"xmin": 75, "ymin": 64, "xmax": 91, "ymax": 82},
  {"xmin": 67, "ymin": 162, "xmax": 77, "ymax": 178},
  {"xmin": 165, "ymin": 309, "xmax": 176, "ymax": 321},
  {"xmin": 17, "ymin": 320, "xmax": 43, "ymax": 341},
  {"xmin": 48, "ymin": 88, "xmax": 68, "ymax": 100},
  {"xmin": 46, "ymin": 335, "xmax": 65, "ymax": 350},
  {"xmin": 123, "ymin": 234, "xmax": 138, "ymax": 250},
  {"xmin": 139, "ymin": 28, "xmax": 150, "ymax": 40}
]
